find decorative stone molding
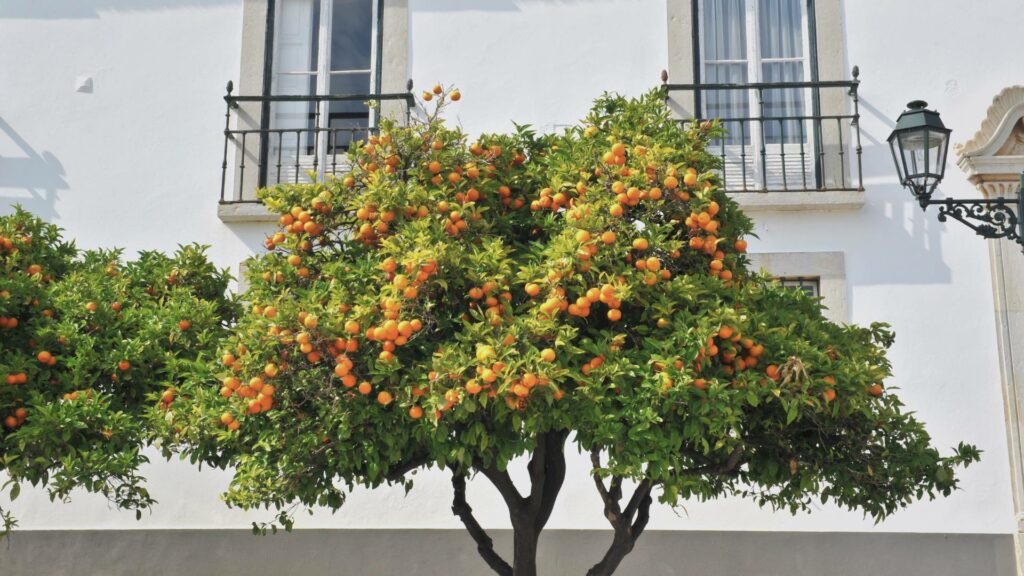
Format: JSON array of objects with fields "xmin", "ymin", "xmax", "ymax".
[
  {"xmin": 955, "ymin": 86, "xmax": 1024, "ymax": 576},
  {"xmin": 956, "ymin": 85, "xmax": 1024, "ymax": 194},
  {"xmin": 746, "ymin": 251, "xmax": 848, "ymax": 324}
]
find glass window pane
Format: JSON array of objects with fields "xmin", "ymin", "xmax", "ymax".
[
  {"xmin": 276, "ymin": 0, "xmax": 320, "ymax": 74},
  {"xmin": 762, "ymin": 62, "xmax": 805, "ymax": 143},
  {"xmin": 776, "ymin": 277, "xmax": 820, "ymax": 297},
  {"xmin": 705, "ymin": 64, "xmax": 750, "ymax": 145},
  {"xmin": 703, "ymin": 0, "xmax": 747, "ymax": 61},
  {"xmin": 759, "ymin": 0, "xmax": 803, "ymax": 59},
  {"xmin": 330, "ymin": 0, "xmax": 373, "ymax": 71}
]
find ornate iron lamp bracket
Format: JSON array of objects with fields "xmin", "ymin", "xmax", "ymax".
[{"xmin": 930, "ymin": 198, "xmax": 1021, "ymax": 242}]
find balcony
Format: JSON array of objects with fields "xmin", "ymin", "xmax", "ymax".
[
  {"xmin": 663, "ymin": 67, "xmax": 864, "ymax": 210},
  {"xmin": 218, "ymin": 82, "xmax": 415, "ymax": 221}
]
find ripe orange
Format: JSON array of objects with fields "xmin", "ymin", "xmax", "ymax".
[
  {"xmin": 220, "ymin": 413, "xmax": 234, "ymax": 426},
  {"xmin": 607, "ymin": 309, "xmax": 622, "ymax": 322},
  {"xmin": 540, "ymin": 348, "xmax": 556, "ymax": 362},
  {"xmin": 823, "ymin": 389, "xmax": 837, "ymax": 402},
  {"xmin": 632, "ymin": 238, "xmax": 649, "ymax": 251},
  {"xmin": 377, "ymin": 390, "xmax": 393, "ymax": 405},
  {"xmin": 118, "ymin": 360, "xmax": 131, "ymax": 372},
  {"xmin": 178, "ymin": 319, "xmax": 191, "ymax": 331},
  {"xmin": 409, "ymin": 405, "xmax": 424, "ymax": 419},
  {"xmin": 36, "ymin": 350, "xmax": 53, "ymax": 364},
  {"xmin": 450, "ymin": 90, "xmax": 461, "ymax": 101},
  {"xmin": 358, "ymin": 381, "xmax": 372, "ymax": 395},
  {"xmin": 868, "ymin": 383, "xmax": 883, "ymax": 397}
]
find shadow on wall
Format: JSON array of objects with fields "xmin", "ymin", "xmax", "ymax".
[
  {"xmin": 0, "ymin": 0, "xmax": 236, "ymax": 19},
  {"xmin": 0, "ymin": 118, "xmax": 68, "ymax": 221}
]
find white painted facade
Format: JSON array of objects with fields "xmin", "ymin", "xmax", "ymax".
[{"xmin": 1, "ymin": 0, "xmax": 1021, "ymax": 567}]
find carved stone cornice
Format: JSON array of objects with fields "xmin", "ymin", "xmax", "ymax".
[{"xmin": 956, "ymin": 86, "xmax": 1024, "ymax": 198}]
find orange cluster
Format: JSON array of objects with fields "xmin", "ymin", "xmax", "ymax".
[
  {"xmin": 36, "ymin": 350, "xmax": 57, "ymax": 366},
  {"xmin": 219, "ymin": 374, "xmax": 275, "ymax": 414},
  {"xmin": 466, "ymin": 280, "xmax": 512, "ymax": 325},
  {"xmin": 62, "ymin": 389, "xmax": 95, "ymax": 402},
  {"xmin": 158, "ymin": 387, "xmax": 177, "ymax": 410},
  {"xmin": 580, "ymin": 355, "xmax": 606, "ymax": 376},
  {"xmin": 3, "ymin": 407, "xmax": 28, "ymax": 429},
  {"xmin": 530, "ymin": 187, "xmax": 574, "ymax": 212},
  {"xmin": 274, "ymin": 205, "xmax": 327, "ymax": 246},
  {"xmin": 4, "ymin": 372, "xmax": 27, "ymax": 385},
  {"xmin": 694, "ymin": 325, "xmax": 766, "ymax": 378},
  {"xmin": 0, "ymin": 316, "xmax": 19, "ymax": 329},
  {"xmin": 383, "ymin": 257, "xmax": 438, "ymax": 300},
  {"xmin": 684, "ymin": 201, "xmax": 748, "ymax": 282}
]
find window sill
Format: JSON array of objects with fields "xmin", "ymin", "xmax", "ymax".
[
  {"xmin": 729, "ymin": 190, "xmax": 865, "ymax": 212},
  {"xmin": 218, "ymin": 202, "xmax": 277, "ymax": 223}
]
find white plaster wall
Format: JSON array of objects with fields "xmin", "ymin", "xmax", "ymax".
[{"xmin": 0, "ymin": 0, "xmax": 1019, "ymax": 535}]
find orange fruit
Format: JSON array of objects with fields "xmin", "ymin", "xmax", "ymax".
[
  {"xmin": 540, "ymin": 348, "xmax": 556, "ymax": 362},
  {"xmin": 409, "ymin": 405, "xmax": 424, "ymax": 419},
  {"xmin": 377, "ymin": 390, "xmax": 393, "ymax": 405}
]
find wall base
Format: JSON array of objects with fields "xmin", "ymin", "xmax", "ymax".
[{"xmin": 0, "ymin": 529, "xmax": 1013, "ymax": 576}]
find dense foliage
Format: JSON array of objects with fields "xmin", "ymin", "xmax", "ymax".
[
  {"xmin": 151, "ymin": 86, "xmax": 978, "ymax": 575},
  {"xmin": 0, "ymin": 208, "xmax": 237, "ymax": 533}
]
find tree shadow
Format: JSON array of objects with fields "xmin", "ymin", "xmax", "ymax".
[
  {"xmin": 0, "ymin": 0, "xmax": 236, "ymax": 19},
  {"xmin": 0, "ymin": 118, "xmax": 68, "ymax": 220}
]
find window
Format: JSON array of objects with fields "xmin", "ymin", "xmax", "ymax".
[
  {"xmin": 775, "ymin": 276, "xmax": 820, "ymax": 297},
  {"xmin": 220, "ymin": 0, "xmax": 408, "ymax": 221},
  {"xmin": 270, "ymin": 0, "xmax": 377, "ymax": 184},
  {"xmin": 699, "ymin": 0, "xmax": 814, "ymax": 187},
  {"xmin": 747, "ymin": 252, "xmax": 846, "ymax": 323}
]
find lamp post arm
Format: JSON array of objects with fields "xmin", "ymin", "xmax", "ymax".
[{"xmin": 923, "ymin": 190, "xmax": 1024, "ymax": 251}]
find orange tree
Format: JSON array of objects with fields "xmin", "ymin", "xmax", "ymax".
[
  {"xmin": 0, "ymin": 208, "xmax": 238, "ymax": 533},
  {"xmin": 161, "ymin": 87, "xmax": 978, "ymax": 576}
]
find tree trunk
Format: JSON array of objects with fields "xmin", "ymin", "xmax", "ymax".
[
  {"xmin": 512, "ymin": 517, "xmax": 540, "ymax": 576},
  {"xmin": 463, "ymin": 429, "xmax": 568, "ymax": 576}
]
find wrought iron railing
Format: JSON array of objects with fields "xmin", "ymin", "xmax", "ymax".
[
  {"xmin": 662, "ymin": 67, "xmax": 863, "ymax": 193},
  {"xmin": 220, "ymin": 81, "xmax": 415, "ymax": 203}
]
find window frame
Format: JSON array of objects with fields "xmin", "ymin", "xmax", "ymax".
[
  {"xmin": 747, "ymin": 251, "xmax": 847, "ymax": 323},
  {"xmin": 665, "ymin": 0, "xmax": 862, "ymax": 210},
  {"xmin": 221, "ymin": 0, "xmax": 407, "ymax": 221},
  {"xmin": 268, "ymin": 0, "xmax": 380, "ymax": 181}
]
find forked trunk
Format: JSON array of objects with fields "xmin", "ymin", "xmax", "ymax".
[
  {"xmin": 452, "ymin": 430, "xmax": 568, "ymax": 576},
  {"xmin": 512, "ymin": 519, "xmax": 540, "ymax": 576}
]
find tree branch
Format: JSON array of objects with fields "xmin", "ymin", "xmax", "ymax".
[
  {"xmin": 451, "ymin": 473, "xmax": 513, "ymax": 576},
  {"xmin": 679, "ymin": 445, "xmax": 746, "ymax": 477},
  {"xmin": 385, "ymin": 453, "xmax": 431, "ymax": 483},
  {"xmin": 622, "ymin": 480, "xmax": 651, "ymax": 521},
  {"xmin": 534, "ymin": 430, "xmax": 567, "ymax": 531},
  {"xmin": 479, "ymin": 464, "xmax": 526, "ymax": 512}
]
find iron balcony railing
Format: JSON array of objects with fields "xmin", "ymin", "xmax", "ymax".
[
  {"xmin": 662, "ymin": 66, "xmax": 863, "ymax": 193},
  {"xmin": 220, "ymin": 80, "xmax": 415, "ymax": 203}
]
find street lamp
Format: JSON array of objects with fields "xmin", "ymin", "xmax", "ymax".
[{"xmin": 889, "ymin": 100, "xmax": 1024, "ymax": 250}]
